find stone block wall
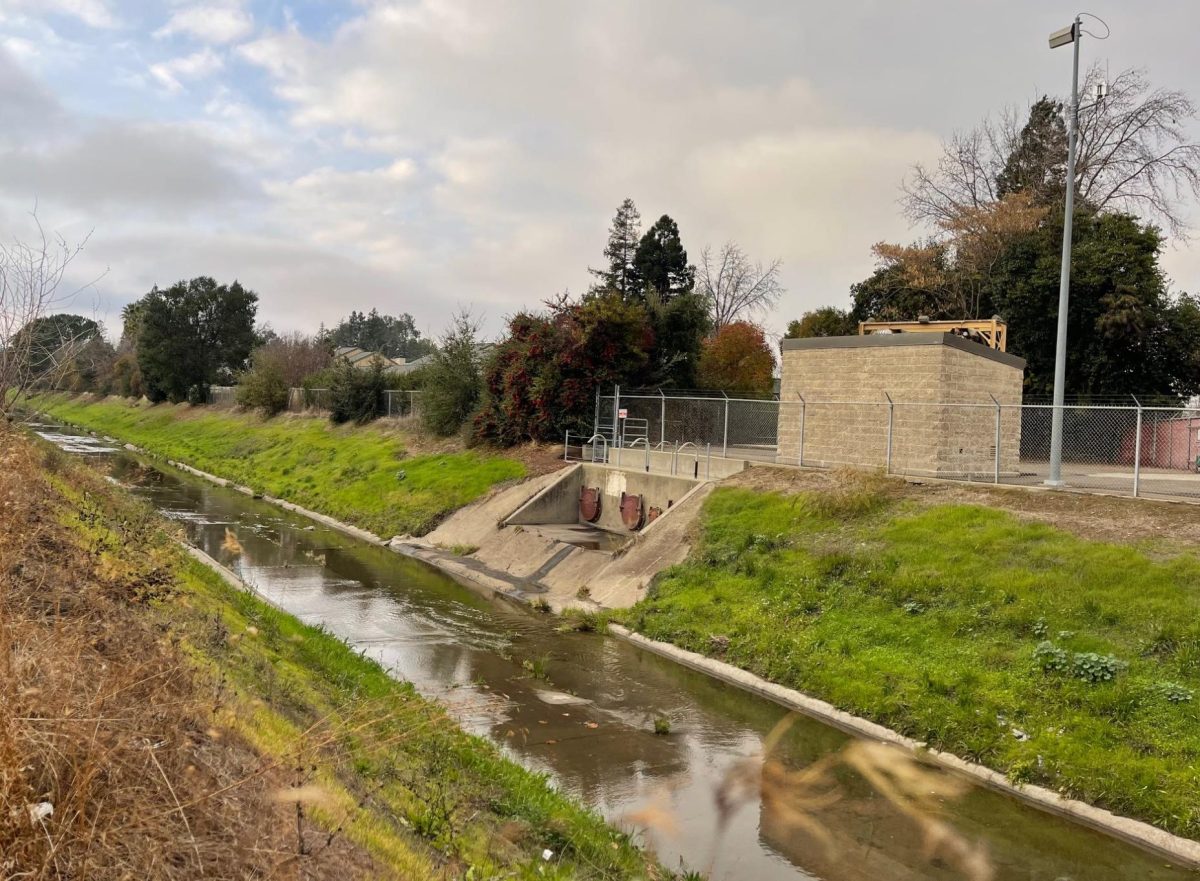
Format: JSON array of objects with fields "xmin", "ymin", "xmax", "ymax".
[{"xmin": 777, "ymin": 335, "xmax": 1025, "ymax": 477}]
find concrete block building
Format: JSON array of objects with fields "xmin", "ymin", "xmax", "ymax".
[{"xmin": 776, "ymin": 333, "xmax": 1025, "ymax": 478}]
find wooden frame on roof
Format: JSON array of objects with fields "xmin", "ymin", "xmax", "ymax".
[{"xmin": 858, "ymin": 317, "xmax": 1008, "ymax": 352}]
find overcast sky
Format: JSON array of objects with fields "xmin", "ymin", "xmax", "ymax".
[{"xmin": 1, "ymin": 0, "xmax": 1198, "ymax": 341}]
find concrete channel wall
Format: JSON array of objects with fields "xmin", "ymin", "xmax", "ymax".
[{"xmin": 506, "ymin": 463, "xmax": 700, "ymax": 534}]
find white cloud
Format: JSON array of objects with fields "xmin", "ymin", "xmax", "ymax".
[
  {"xmin": 155, "ymin": 3, "xmax": 253, "ymax": 44},
  {"xmin": 149, "ymin": 46, "xmax": 224, "ymax": 93},
  {"xmin": 0, "ymin": 0, "xmax": 116, "ymax": 29}
]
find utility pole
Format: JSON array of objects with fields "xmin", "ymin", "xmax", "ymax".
[{"xmin": 1046, "ymin": 15, "xmax": 1082, "ymax": 486}]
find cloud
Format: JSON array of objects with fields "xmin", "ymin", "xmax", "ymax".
[
  {"xmin": 0, "ymin": 0, "xmax": 116, "ymax": 29},
  {"xmin": 0, "ymin": 119, "xmax": 249, "ymax": 215},
  {"xmin": 148, "ymin": 46, "xmax": 223, "ymax": 93},
  {"xmin": 154, "ymin": 3, "xmax": 253, "ymax": 45}
]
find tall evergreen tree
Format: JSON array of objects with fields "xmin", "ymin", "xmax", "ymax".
[
  {"xmin": 589, "ymin": 198, "xmax": 642, "ymax": 298},
  {"xmin": 996, "ymin": 97, "xmax": 1069, "ymax": 205},
  {"xmin": 632, "ymin": 214, "xmax": 694, "ymax": 302}
]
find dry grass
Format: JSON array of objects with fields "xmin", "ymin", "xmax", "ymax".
[
  {"xmin": 0, "ymin": 430, "xmax": 373, "ymax": 880},
  {"xmin": 727, "ymin": 462, "xmax": 1200, "ymax": 550}
]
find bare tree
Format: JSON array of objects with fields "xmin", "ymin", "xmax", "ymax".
[
  {"xmin": 903, "ymin": 64, "xmax": 1200, "ymax": 237},
  {"xmin": 697, "ymin": 242, "xmax": 784, "ymax": 329},
  {"xmin": 0, "ymin": 214, "xmax": 95, "ymax": 418}
]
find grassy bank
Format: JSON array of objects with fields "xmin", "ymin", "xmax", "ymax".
[
  {"xmin": 31, "ymin": 393, "xmax": 525, "ymax": 537},
  {"xmin": 8, "ymin": 430, "xmax": 660, "ymax": 879},
  {"xmin": 615, "ymin": 475, "xmax": 1200, "ymax": 839}
]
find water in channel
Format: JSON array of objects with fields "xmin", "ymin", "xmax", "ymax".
[{"xmin": 39, "ymin": 425, "xmax": 1197, "ymax": 881}]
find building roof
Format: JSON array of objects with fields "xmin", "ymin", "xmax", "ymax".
[{"xmin": 781, "ymin": 332, "xmax": 1026, "ymax": 370}]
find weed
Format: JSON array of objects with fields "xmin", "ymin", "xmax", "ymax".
[
  {"xmin": 522, "ymin": 656, "xmax": 551, "ymax": 680},
  {"xmin": 653, "ymin": 716, "xmax": 671, "ymax": 736}
]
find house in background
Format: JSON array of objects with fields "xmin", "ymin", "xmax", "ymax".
[{"xmin": 334, "ymin": 346, "xmax": 408, "ymax": 376}]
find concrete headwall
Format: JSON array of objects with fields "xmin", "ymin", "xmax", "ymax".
[
  {"xmin": 506, "ymin": 463, "xmax": 699, "ymax": 533},
  {"xmin": 777, "ymin": 334, "xmax": 1025, "ymax": 478}
]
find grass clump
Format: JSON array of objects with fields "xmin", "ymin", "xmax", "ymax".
[
  {"xmin": 31, "ymin": 393, "xmax": 524, "ymax": 537},
  {"xmin": 616, "ymin": 482, "xmax": 1200, "ymax": 838}
]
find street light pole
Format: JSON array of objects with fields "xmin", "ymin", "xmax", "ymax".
[{"xmin": 1046, "ymin": 15, "xmax": 1082, "ymax": 486}]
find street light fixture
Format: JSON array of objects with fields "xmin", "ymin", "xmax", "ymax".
[{"xmin": 1045, "ymin": 14, "xmax": 1082, "ymax": 487}]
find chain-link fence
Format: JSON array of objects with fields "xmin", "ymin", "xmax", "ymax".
[
  {"xmin": 285, "ymin": 387, "xmax": 331, "ymax": 412},
  {"xmin": 207, "ymin": 386, "xmax": 237, "ymax": 407},
  {"xmin": 597, "ymin": 388, "xmax": 780, "ymax": 460},
  {"xmin": 591, "ymin": 385, "xmax": 1200, "ymax": 502},
  {"xmin": 384, "ymin": 390, "xmax": 421, "ymax": 418}
]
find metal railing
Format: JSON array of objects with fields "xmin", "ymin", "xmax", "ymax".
[
  {"xmin": 592, "ymin": 385, "xmax": 1200, "ymax": 502},
  {"xmin": 564, "ymin": 430, "xmax": 714, "ymax": 479}
]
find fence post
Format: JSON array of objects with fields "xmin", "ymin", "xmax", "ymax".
[
  {"xmin": 706, "ymin": 443, "xmax": 711, "ymax": 480},
  {"xmin": 797, "ymin": 393, "xmax": 806, "ymax": 467},
  {"xmin": 593, "ymin": 386, "xmax": 600, "ymax": 437},
  {"xmin": 613, "ymin": 384, "xmax": 620, "ymax": 448},
  {"xmin": 1132, "ymin": 396, "xmax": 1143, "ymax": 498},
  {"xmin": 563, "ymin": 432, "xmax": 569, "ymax": 462},
  {"xmin": 884, "ymin": 393, "xmax": 894, "ymax": 475},
  {"xmin": 722, "ymin": 392, "xmax": 730, "ymax": 458},
  {"xmin": 990, "ymin": 394, "xmax": 1001, "ymax": 484},
  {"xmin": 659, "ymin": 389, "xmax": 666, "ymax": 448}
]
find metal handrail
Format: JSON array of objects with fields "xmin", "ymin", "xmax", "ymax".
[
  {"xmin": 673, "ymin": 441, "xmax": 699, "ymax": 476},
  {"xmin": 584, "ymin": 433, "xmax": 608, "ymax": 464},
  {"xmin": 625, "ymin": 436, "xmax": 651, "ymax": 472}
]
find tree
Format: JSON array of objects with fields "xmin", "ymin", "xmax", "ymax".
[
  {"xmin": 903, "ymin": 65, "xmax": 1200, "ymax": 237},
  {"xmin": 328, "ymin": 358, "xmax": 386, "ymax": 424},
  {"xmin": 786, "ymin": 307, "xmax": 856, "ymax": 339},
  {"xmin": 996, "ymin": 97, "xmax": 1068, "ymax": 203},
  {"xmin": 247, "ymin": 333, "xmax": 331, "ymax": 388},
  {"xmin": 589, "ymin": 198, "xmax": 642, "ymax": 299},
  {"xmin": 697, "ymin": 242, "xmax": 784, "ymax": 329},
  {"xmin": 237, "ymin": 333, "xmax": 330, "ymax": 415},
  {"xmin": 474, "ymin": 293, "xmax": 654, "ymax": 444},
  {"xmin": 134, "ymin": 277, "xmax": 258, "ymax": 404},
  {"xmin": 422, "ymin": 310, "xmax": 485, "ymax": 436},
  {"xmin": 327, "ymin": 309, "xmax": 434, "ymax": 360},
  {"xmin": 0, "ymin": 219, "xmax": 94, "ymax": 416},
  {"xmin": 647, "ymin": 290, "xmax": 711, "ymax": 387},
  {"xmin": 850, "ymin": 206, "xmax": 1200, "ymax": 400},
  {"xmin": 11, "ymin": 314, "xmax": 102, "ymax": 381},
  {"xmin": 697, "ymin": 322, "xmax": 775, "ymax": 394},
  {"xmin": 632, "ymin": 215, "xmax": 694, "ymax": 302}
]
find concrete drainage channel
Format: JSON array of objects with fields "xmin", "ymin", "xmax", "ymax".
[{"xmin": 35, "ymin": 418, "xmax": 1200, "ymax": 870}]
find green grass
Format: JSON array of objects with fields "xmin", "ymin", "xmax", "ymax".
[
  {"xmin": 616, "ymin": 484, "xmax": 1200, "ymax": 839},
  {"xmin": 33, "ymin": 394, "xmax": 524, "ymax": 537},
  {"xmin": 49, "ymin": 440, "xmax": 660, "ymax": 880}
]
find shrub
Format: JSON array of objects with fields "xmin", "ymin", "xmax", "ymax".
[
  {"xmin": 473, "ymin": 292, "xmax": 653, "ymax": 445},
  {"xmin": 236, "ymin": 360, "xmax": 288, "ymax": 416},
  {"xmin": 329, "ymin": 359, "xmax": 386, "ymax": 424},
  {"xmin": 421, "ymin": 311, "xmax": 483, "ymax": 437}
]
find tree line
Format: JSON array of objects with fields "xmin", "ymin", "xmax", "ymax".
[{"xmin": 788, "ymin": 64, "xmax": 1200, "ymax": 402}]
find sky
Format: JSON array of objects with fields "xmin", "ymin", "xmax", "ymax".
[{"xmin": 1, "ymin": 0, "xmax": 1198, "ymax": 343}]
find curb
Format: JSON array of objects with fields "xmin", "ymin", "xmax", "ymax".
[{"xmin": 607, "ymin": 623, "xmax": 1200, "ymax": 869}]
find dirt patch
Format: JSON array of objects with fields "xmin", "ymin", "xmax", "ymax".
[
  {"xmin": 0, "ymin": 431, "xmax": 377, "ymax": 880},
  {"xmin": 733, "ymin": 463, "xmax": 1200, "ymax": 550}
]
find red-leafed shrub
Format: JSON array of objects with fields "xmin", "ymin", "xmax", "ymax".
[{"xmin": 473, "ymin": 293, "xmax": 654, "ymax": 444}]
